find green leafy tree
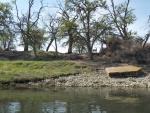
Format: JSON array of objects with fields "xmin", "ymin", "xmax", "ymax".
[
  {"xmin": 65, "ymin": 0, "xmax": 108, "ymax": 59},
  {"xmin": 0, "ymin": 2, "xmax": 15, "ymax": 50},
  {"xmin": 28, "ymin": 26, "xmax": 46, "ymax": 57},
  {"xmin": 72, "ymin": 35, "xmax": 87, "ymax": 53},
  {"xmin": 59, "ymin": 4, "xmax": 78, "ymax": 54}
]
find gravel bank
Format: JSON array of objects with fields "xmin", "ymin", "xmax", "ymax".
[{"xmin": 28, "ymin": 70, "xmax": 150, "ymax": 88}]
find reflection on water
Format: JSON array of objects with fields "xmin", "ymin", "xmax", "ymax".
[
  {"xmin": 0, "ymin": 102, "xmax": 21, "ymax": 113},
  {"xmin": 42, "ymin": 101, "xmax": 67, "ymax": 113},
  {"xmin": 0, "ymin": 87, "xmax": 150, "ymax": 113}
]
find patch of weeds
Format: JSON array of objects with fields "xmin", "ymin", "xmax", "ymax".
[
  {"xmin": 11, "ymin": 72, "xmax": 21, "ymax": 77},
  {"xmin": 12, "ymin": 62, "xmax": 23, "ymax": 66},
  {"xmin": 0, "ymin": 63, "xmax": 3, "ymax": 68},
  {"xmin": 0, "ymin": 70, "xmax": 5, "ymax": 75},
  {"xmin": 27, "ymin": 63, "xmax": 43, "ymax": 69},
  {"xmin": 0, "ymin": 60, "xmax": 93, "ymax": 84},
  {"xmin": 22, "ymin": 62, "xmax": 31, "ymax": 67}
]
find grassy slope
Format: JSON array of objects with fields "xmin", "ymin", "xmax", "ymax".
[{"xmin": 0, "ymin": 60, "xmax": 91, "ymax": 84}]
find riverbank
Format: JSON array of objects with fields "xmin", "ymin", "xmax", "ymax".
[
  {"xmin": 0, "ymin": 58, "xmax": 150, "ymax": 88},
  {"xmin": 11, "ymin": 63, "xmax": 150, "ymax": 88}
]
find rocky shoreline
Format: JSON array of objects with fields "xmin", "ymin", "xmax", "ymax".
[{"xmin": 25, "ymin": 68, "xmax": 150, "ymax": 88}]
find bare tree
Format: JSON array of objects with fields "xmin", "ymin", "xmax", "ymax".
[
  {"xmin": 44, "ymin": 14, "xmax": 60, "ymax": 58},
  {"xmin": 142, "ymin": 33, "xmax": 150, "ymax": 48},
  {"xmin": 13, "ymin": 0, "xmax": 44, "ymax": 53},
  {"xmin": 143, "ymin": 15, "xmax": 150, "ymax": 48},
  {"xmin": 108, "ymin": 0, "xmax": 136, "ymax": 40}
]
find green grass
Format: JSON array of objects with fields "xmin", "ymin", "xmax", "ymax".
[{"xmin": 0, "ymin": 60, "xmax": 91, "ymax": 84}]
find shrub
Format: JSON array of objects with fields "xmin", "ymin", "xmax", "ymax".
[{"xmin": 102, "ymin": 36, "xmax": 150, "ymax": 64}]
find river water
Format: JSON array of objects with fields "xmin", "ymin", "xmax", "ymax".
[{"xmin": 0, "ymin": 87, "xmax": 150, "ymax": 113}]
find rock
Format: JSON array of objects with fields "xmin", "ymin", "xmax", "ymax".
[{"xmin": 105, "ymin": 65, "xmax": 142, "ymax": 78}]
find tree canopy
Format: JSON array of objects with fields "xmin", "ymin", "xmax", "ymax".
[{"xmin": 0, "ymin": 0, "xmax": 146, "ymax": 59}]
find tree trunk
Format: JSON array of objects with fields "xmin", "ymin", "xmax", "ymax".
[
  {"xmin": 89, "ymin": 50, "xmax": 93, "ymax": 60},
  {"xmin": 99, "ymin": 43, "xmax": 103, "ymax": 54},
  {"xmin": 67, "ymin": 29, "xmax": 73, "ymax": 54},
  {"xmin": 24, "ymin": 44, "xmax": 29, "ymax": 51},
  {"xmin": 142, "ymin": 34, "xmax": 149, "ymax": 48},
  {"xmin": 87, "ymin": 46, "xmax": 93, "ymax": 60},
  {"xmin": 33, "ymin": 45, "xmax": 37, "ymax": 58},
  {"xmin": 24, "ymin": 38, "xmax": 29, "ymax": 51},
  {"xmin": 46, "ymin": 38, "xmax": 54, "ymax": 51},
  {"xmin": 68, "ymin": 35, "xmax": 73, "ymax": 54},
  {"xmin": 54, "ymin": 36, "xmax": 58, "ymax": 59},
  {"xmin": 3, "ymin": 42, "xmax": 7, "ymax": 50}
]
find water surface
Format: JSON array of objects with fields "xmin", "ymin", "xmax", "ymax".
[{"xmin": 0, "ymin": 87, "xmax": 150, "ymax": 113}]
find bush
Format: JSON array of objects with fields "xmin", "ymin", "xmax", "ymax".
[{"xmin": 102, "ymin": 36, "xmax": 150, "ymax": 64}]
